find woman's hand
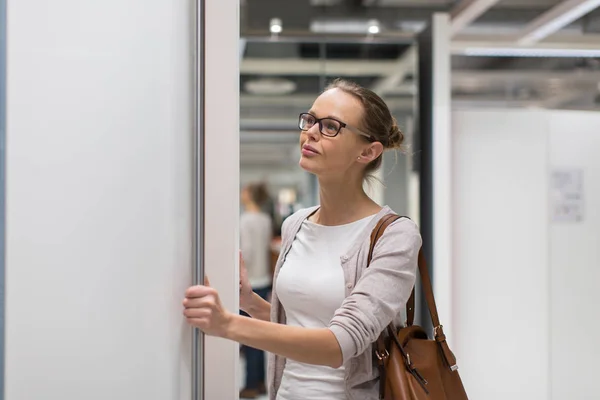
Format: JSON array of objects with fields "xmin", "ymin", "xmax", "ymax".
[
  {"xmin": 239, "ymin": 252, "xmax": 254, "ymax": 311},
  {"xmin": 183, "ymin": 277, "xmax": 232, "ymax": 337}
]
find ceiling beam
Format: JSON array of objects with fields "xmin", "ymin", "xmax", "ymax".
[
  {"xmin": 241, "ymin": 35, "xmax": 600, "ymax": 75},
  {"xmin": 516, "ymin": 0, "xmax": 600, "ymax": 45},
  {"xmin": 241, "ymin": 58, "xmax": 399, "ymax": 76},
  {"xmin": 450, "ymin": 0, "xmax": 502, "ymax": 36},
  {"xmin": 452, "ymin": 34, "xmax": 600, "ymax": 56},
  {"xmin": 241, "ymin": 95, "xmax": 415, "ymax": 110},
  {"xmin": 452, "ymin": 69, "xmax": 600, "ymax": 83},
  {"xmin": 541, "ymin": 89, "xmax": 591, "ymax": 108},
  {"xmin": 370, "ymin": 46, "xmax": 417, "ymax": 95}
]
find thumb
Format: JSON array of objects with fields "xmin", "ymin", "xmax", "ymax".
[{"xmin": 204, "ymin": 275, "xmax": 211, "ymax": 287}]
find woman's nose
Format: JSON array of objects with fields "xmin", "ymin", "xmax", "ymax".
[{"xmin": 306, "ymin": 123, "xmax": 321, "ymax": 141}]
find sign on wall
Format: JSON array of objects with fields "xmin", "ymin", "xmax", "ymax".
[{"xmin": 551, "ymin": 168, "xmax": 584, "ymax": 223}]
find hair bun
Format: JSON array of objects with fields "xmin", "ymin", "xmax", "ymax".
[{"xmin": 387, "ymin": 117, "xmax": 405, "ymax": 150}]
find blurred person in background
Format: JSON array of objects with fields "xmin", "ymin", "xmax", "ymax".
[{"xmin": 239, "ymin": 182, "xmax": 273, "ymax": 398}]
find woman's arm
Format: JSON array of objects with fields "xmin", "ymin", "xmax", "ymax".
[
  {"xmin": 184, "ymin": 283, "xmax": 343, "ymax": 369},
  {"xmin": 239, "ymin": 251, "xmax": 271, "ymax": 321},
  {"xmin": 328, "ymin": 218, "xmax": 421, "ymax": 364},
  {"xmin": 241, "ymin": 291, "xmax": 271, "ymax": 322},
  {"xmin": 226, "ymin": 314, "xmax": 342, "ymax": 368}
]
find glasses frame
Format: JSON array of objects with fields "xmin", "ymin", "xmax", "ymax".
[{"xmin": 298, "ymin": 112, "xmax": 375, "ymax": 141}]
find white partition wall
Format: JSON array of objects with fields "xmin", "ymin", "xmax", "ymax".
[
  {"xmin": 452, "ymin": 109, "xmax": 600, "ymax": 400},
  {"xmin": 5, "ymin": 0, "xmax": 238, "ymax": 399},
  {"xmin": 548, "ymin": 112, "xmax": 600, "ymax": 400},
  {"xmin": 452, "ymin": 110, "xmax": 550, "ymax": 400}
]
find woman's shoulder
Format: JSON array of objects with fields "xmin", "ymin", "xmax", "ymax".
[
  {"xmin": 387, "ymin": 214, "xmax": 420, "ymax": 234},
  {"xmin": 280, "ymin": 206, "xmax": 319, "ymax": 233},
  {"xmin": 374, "ymin": 212, "xmax": 422, "ymax": 250}
]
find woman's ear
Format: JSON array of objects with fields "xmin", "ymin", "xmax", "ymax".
[{"xmin": 357, "ymin": 142, "xmax": 384, "ymax": 164}]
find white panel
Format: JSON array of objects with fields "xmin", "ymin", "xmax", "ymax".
[
  {"xmin": 5, "ymin": 1, "xmax": 194, "ymax": 399},
  {"xmin": 203, "ymin": 0, "xmax": 240, "ymax": 399},
  {"xmin": 452, "ymin": 110, "xmax": 550, "ymax": 400},
  {"xmin": 431, "ymin": 13, "xmax": 454, "ymax": 342},
  {"xmin": 548, "ymin": 111, "xmax": 600, "ymax": 400}
]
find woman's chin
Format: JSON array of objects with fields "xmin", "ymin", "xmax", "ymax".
[{"xmin": 299, "ymin": 157, "xmax": 317, "ymax": 173}]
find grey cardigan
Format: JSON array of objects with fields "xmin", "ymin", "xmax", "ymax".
[{"xmin": 267, "ymin": 205, "xmax": 422, "ymax": 400}]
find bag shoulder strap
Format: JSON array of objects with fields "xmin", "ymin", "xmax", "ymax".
[
  {"xmin": 367, "ymin": 214, "xmax": 417, "ymax": 325},
  {"xmin": 367, "ymin": 214, "xmax": 457, "ymax": 369}
]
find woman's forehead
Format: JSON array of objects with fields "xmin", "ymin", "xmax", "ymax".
[{"xmin": 311, "ymin": 88, "xmax": 363, "ymax": 123}]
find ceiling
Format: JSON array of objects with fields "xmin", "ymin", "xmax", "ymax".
[{"xmin": 239, "ymin": 0, "xmax": 600, "ymax": 167}]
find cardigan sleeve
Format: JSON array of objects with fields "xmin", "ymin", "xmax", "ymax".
[{"xmin": 328, "ymin": 217, "xmax": 421, "ymax": 364}]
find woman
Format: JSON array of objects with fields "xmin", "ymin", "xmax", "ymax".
[
  {"xmin": 239, "ymin": 182, "xmax": 273, "ymax": 398},
  {"xmin": 183, "ymin": 79, "xmax": 422, "ymax": 400}
]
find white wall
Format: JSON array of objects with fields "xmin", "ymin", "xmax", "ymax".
[
  {"xmin": 548, "ymin": 111, "xmax": 600, "ymax": 399},
  {"xmin": 204, "ymin": 0, "xmax": 240, "ymax": 398},
  {"xmin": 431, "ymin": 14, "xmax": 454, "ymax": 340},
  {"xmin": 5, "ymin": 0, "xmax": 238, "ymax": 399},
  {"xmin": 453, "ymin": 108, "xmax": 600, "ymax": 400},
  {"xmin": 453, "ymin": 110, "xmax": 550, "ymax": 400}
]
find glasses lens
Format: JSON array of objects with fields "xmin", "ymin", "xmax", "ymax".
[
  {"xmin": 299, "ymin": 113, "xmax": 316, "ymax": 130},
  {"xmin": 320, "ymin": 118, "xmax": 341, "ymax": 137}
]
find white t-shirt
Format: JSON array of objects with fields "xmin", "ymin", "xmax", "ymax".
[
  {"xmin": 240, "ymin": 211, "xmax": 273, "ymax": 289},
  {"xmin": 275, "ymin": 215, "xmax": 375, "ymax": 400}
]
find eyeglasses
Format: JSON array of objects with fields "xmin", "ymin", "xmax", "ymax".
[{"xmin": 298, "ymin": 112, "xmax": 374, "ymax": 140}]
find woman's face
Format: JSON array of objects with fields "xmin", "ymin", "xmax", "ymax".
[
  {"xmin": 298, "ymin": 88, "xmax": 377, "ymax": 180},
  {"xmin": 240, "ymin": 187, "xmax": 251, "ymax": 206}
]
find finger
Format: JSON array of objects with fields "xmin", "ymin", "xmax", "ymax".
[
  {"xmin": 183, "ymin": 296, "xmax": 216, "ymax": 309},
  {"xmin": 183, "ymin": 308, "xmax": 211, "ymax": 319},
  {"xmin": 204, "ymin": 275, "xmax": 211, "ymax": 287},
  {"xmin": 185, "ymin": 285, "xmax": 214, "ymax": 298}
]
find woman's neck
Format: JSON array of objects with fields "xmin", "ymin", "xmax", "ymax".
[{"xmin": 313, "ymin": 178, "xmax": 382, "ymax": 226}]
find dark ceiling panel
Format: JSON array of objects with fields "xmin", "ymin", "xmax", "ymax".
[
  {"xmin": 244, "ymin": 42, "xmax": 301, "ymax": 58},
  {"xmin": 298, "ymin": 42, "xmax": 410, "ymax": 59}
]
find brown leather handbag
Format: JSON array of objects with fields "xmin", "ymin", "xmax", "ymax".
[{"xmin": 368, "ymin": 215, "xmax": 468, "ymax": 400}]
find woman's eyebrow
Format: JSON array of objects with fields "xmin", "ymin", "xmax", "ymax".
[{"xmin": 308, "ymin": 110, "xmax": 342, "ymax": 121}]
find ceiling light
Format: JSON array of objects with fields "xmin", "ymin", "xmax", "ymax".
[
  {"xmin": 461, "ymin": 47, "xmax": 600, "ymax": 58},
  {"xmin": 244, "ymin": 78, "xmax": 296, "ymax": 95},
  {"xmin": 367, "ymin": 19, "xmax": 380, "ymax": 35},
  {"xmin": 270, "ymin": 18, "xmax": 282, "ymax": 34},
  {"xmin": 396, "ymin": 21, "xmax": 427, "ymax": 33},
  {"xmin": 311, "ymin": 20, "xmax": 371, "ymax": 34}
]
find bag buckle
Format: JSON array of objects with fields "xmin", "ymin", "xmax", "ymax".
[{"xmin": 375, "ymin": 349, "xmax": 389, "ymax": 361}]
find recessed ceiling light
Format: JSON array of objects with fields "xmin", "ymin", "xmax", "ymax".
[
  {"xmin": 245, "ymin": 78, "xmax": 297, "ymax": 95},
  {"xmin": 270, "ymin": 18, "xmax": 282, "ymax": 34},
  {"xmin": 367, "ymin": 19, "xmax": 380, "ymax": 35}
]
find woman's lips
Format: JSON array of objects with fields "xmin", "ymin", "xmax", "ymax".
[{"xmin": 302, "ymin": 145, "xmax": 319, "ymax": 156}]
